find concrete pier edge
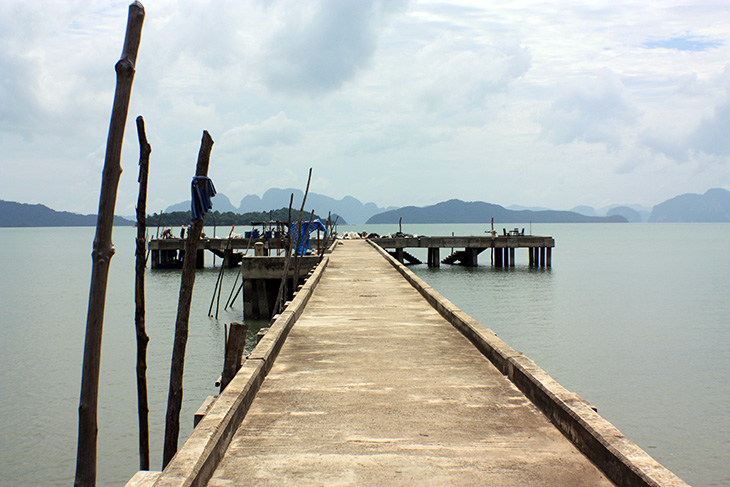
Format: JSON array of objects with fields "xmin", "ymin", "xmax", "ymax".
[
  {"xmin": 367, "ymin": 239, "xmax": 689, "ymax": 487},
  {"xmin": 126, "ymin": 255, "xmax": 331, "ymax": 487}
]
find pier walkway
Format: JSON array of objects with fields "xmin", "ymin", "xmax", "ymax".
[
  {"xmin": 210, "ymin": 240, "xmax": 608, "ymax": 486},
  {"xmin": 132, "ymin": 239, "xmax": 688, "ymax": 487}
]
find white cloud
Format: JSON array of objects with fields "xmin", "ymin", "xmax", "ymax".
[
  {"xmin": 640, "ymin": 64, "xmax": 730, "ymax": 162},
  {"xmin": 539, "ymin": 68, "xmax": 639, "ymax": 152},
  {"xmin": 258, "ymin": 0, "xmax": 407, "ymax": 97},
  {"xmin": 1, "ymin": 0, "xmax": 729, "ymax": 214}
]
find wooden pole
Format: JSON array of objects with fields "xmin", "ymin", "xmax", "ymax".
[
  {"xmin": 208, "ymin": 227, "xmax": 234, "ymax": 317},
  {"xmin": 273, "ymin": 194, "xmax": 295, "ymax": 315},
  {"xmin": 291, "ymin": 169, "xmax": 313, "ymax": 296},
  {"xmin": 134, "ymin": 115, "xmax": 151, "ymax": 471},
  {"xmin": 225, "ymin": 236, "xmax": 254, "ymax": 310},
  {"xmin": 162, "ymin": 131, "xmax": 214, "ymax": 467},
  {"xmin": 156, "ymin": 211, "xmax": 162, "ymax": 238},
  {"xmin": 220, "ymin": 322, "xmax": 248, "ymax": 392},
  {"xmin": 214, "ymin": 229, "xmax": 235, "ymax": 319},
  {"xmin": 75, "ymin": 4, "xmax": 144, "ymax": 486}
]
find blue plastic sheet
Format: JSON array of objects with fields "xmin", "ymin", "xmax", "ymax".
[{"xmin": 290, "ymin": 219, "xmax": 327, "ymax": 255}]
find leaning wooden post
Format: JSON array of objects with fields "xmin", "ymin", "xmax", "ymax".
[
  {"xmin": 74, "ymin": 4, "xmax": 144, "ymax": 486},
  {"xmin": 162, "ymin": 131, "xmax": 214, "ymax": 467},
  {"xmin": 273, "ymin": 194, "xmax": 295, "ymax": 315},
  {"xmin": 220, "ymin": 322, "xmax": 248, "ymax": 392},
  {"xmin": 134, "ymin": 115, "xmax": 151, "ymax": 470},
  {"xmin": 290, "ymin": 169, "xmax": 313, "ymax": 298}
]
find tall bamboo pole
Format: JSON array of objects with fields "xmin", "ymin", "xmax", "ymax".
[
  {"xmin": 75, "ymin": 4, "xmax": 144, "ymax": 486},
  {"xmin": 274, "ymin": 194, "xmax": 295, "ymax": 315},
  {"xmin": 290, "ymin": 169, "xmax": 313, "ymax": 296},
  {"xmin": 134, "ymin": 115, "xmax": 151, "ymax": 470},
  {"xmin": 163, "ymin": 131, "xmax": 214, "ymax": 467}
]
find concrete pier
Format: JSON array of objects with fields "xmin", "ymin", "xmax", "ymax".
[
  {"xmin": 131, "ymin": 240, "xmax": 688, "ymax": 487},
  {"xmin": 206, "ymin": 240, "xmax": 607, "ymax": 485},
  {"xmin": 372, "ymin": 235, "xmax": 555, "ymax": 267}
]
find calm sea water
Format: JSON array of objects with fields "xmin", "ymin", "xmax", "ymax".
[{"xmin": 0, "ymin": 223, "xmax": 728, "ymax": 486}]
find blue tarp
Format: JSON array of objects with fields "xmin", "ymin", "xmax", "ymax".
[{"xmin": 290, "ymin": 219, "xmax": 327, "ymax": 255}]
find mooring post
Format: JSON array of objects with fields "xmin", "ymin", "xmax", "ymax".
[{"xmin": 220, "ymin": 322, "xmax": 247, "ymax": 392}]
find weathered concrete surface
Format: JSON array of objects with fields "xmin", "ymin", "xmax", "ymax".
[
  {"xmin": 207, "ymin": 240, "xmax": 612, "ymax": 486},
  {"xmin": 370, "ymin": 240, "xmax": 689, "ymax": 487}
]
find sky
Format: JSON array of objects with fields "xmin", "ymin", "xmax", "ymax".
[{"xmin": 1, "ymin": 0, "xmax": 728, "ymax": 215}]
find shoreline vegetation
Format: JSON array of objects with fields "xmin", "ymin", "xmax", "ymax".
[
  {"xmin": 148, "ymin": 209, "xmax": 328, "ymax": 227},
  {"xmin": 1, "ymin": 187, "xmax": 728, "ymax": 227}
]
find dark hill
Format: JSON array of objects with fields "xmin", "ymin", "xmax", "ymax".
[
  {"xmin": 366, "ymin": 199, "xmax": 628, "ymax": 224},
  {"xmin": 648, "ymin": 188, "xmax": 730, "ymax": 222},
  {"xmin": 607, "ymin": 206, "xmax": 642, "ymax": 223},
  {"xmin": 0, "ymin": 200, "xmax": 133, "ymax": 227}
]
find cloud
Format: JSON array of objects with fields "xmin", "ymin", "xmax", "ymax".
[
  {"xmin": 218, "ymin": 112, "xmax": 302, "ymax": 165},
  {"xmin": 258, "ymin": 0, "xmax": 407, "ymax": 96},
  {"xmin": 640, "ymin": 64, "xmax": 730, "ymax": 161},
  {"xmin": 411, "ymin": 36, "xmax": 531, "ymax": 116},
  {"xmin": 687, "ymin": 95, "xmax": 730, "ymax": 157},
  {"xmin": 539, "ymin": 69, "xmax": 639, "ymax": 151}
]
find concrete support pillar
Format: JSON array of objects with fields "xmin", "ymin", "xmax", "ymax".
[
  {"xmin": 464, "ymin": 248, "xmax": 479, "ymax": 266},
  {"xmin": 256, "ymin": 279, "xmax": 270, "ymax": 319},
  {"xmin": 546, "ymin": 247, "xmax": 552, "ymax": 267},
  {"xmin": 494, "ymin": 248, "xmax": 503, "ymax": 267},
  {"xmin": 540, "ymin": 247, "xmax": 546, "ymax": 267},
  {"xmin": 528, "ymin": 247, "xmax": 534, "ymax": 267},
  {"xmin": 243, "ymin": 280, "xmax": 254, "ymax": 319},
  {"xmin": 151, "ymin": 249, "xmax": 160, "ymax": 269},
  {"xmin": 504, "ymin": 247, "xmax": 510, "ymax": 267},
  {"xmin": 509, "ymin": 248, "xmax": 515, "ymax": 267},
  {"xmin": 196, "ymin": 249, "xmax": 205, "ymax": 269},
  {"xmin": 224, "ymin": 249, "xmax": 237, "ymax": 268},
  {"xmin": 427, "ymin": 247, "xmax": 440, "ymax": 267},
  {"xmin": 395, "ymin": 248, "xmax": 404, "ymax": 264}
]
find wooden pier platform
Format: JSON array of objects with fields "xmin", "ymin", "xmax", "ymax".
[{"xmin": 130, "ymin": 239, "xmax": 687, "ymax": 487}]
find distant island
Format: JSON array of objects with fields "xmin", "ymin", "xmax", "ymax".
[
  {"xmin": 3, "ymin": 188, "xmax": 728, "ymax": 227},
  {"xmin": 0, "ymin": 200, "xmax": 133, "ymax": 227},
  {"xmin": 366, "ymin": 199, "xmax": 628, "ymax": 224},
  {"xmin": 165, "ymin": 188, "xmax": 394, "ymax": 225},
  {"xmin": 648, "ymin": 188, "xmax": 730, "ymax": 222}
]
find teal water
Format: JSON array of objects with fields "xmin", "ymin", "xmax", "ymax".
[{"xmin": 0, "ymin": 223, "xmax": 728, "ymax": 486}]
